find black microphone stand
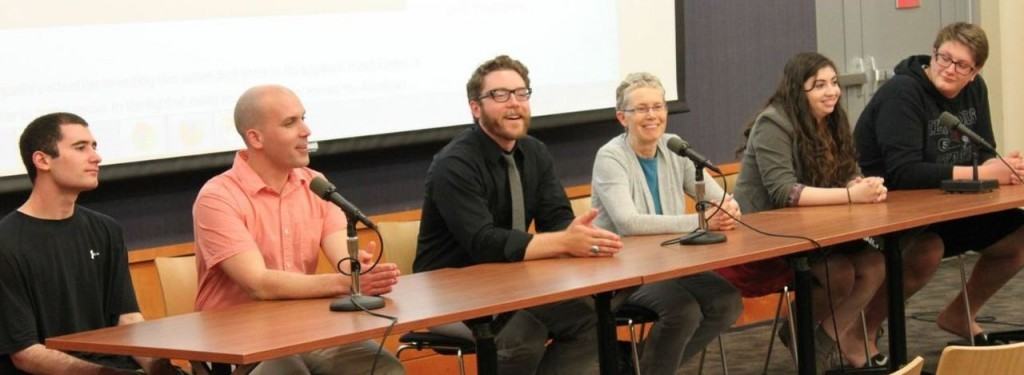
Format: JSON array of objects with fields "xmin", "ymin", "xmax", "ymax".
[
  {"xmin": 677, "ymin": 164, "xmax": 726, "ymax": 245},
  {"xmin": 330, "ymin": 220, "xmax": 386, "ymax": 311},
  {"xmin": 940, "ymin": 136, "xmax": 998, "ymax": 193}
]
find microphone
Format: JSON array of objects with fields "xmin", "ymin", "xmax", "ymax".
[
  {"xmin": 938, "ymin": 111, "xmax": 995, "ymax": 151},
  {"xmin": 667, "ymin": 136, "xmax": 722, "ymax": 174},
  {"xmin": 310, "ymin": 176, "xmax": 377, "ymax": 230},
  {"xmin": 663, "ymin": 135, "xmax": 726, "ymax": 245},
  {"xmin": 311, "ymin": 176, "xmax": 386, "ymax": 312},
  {"xmin": 936, "ymin": 112, "xmax": 999, "ymax": 193}
]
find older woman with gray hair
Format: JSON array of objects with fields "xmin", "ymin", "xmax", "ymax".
[{"xmin": 590, "ymin": 72, "xmax": 743, "ymax": 375}]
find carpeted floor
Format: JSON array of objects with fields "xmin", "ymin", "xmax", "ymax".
[{"xmin": 675, "ymin": 252, "xmax": 1024, "ymax": 374}]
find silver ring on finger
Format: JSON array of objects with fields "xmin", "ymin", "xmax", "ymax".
[{"xmin": 590, "ymin": 245, "xmax": 600, "ymax": 255}]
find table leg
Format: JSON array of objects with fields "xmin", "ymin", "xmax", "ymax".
[
  {"xmin": 793, "ymin": 256, "xmax": 817, "ymax": 375},
  {"xmin": 188, "ymin": 362, "xmax": 257, "ymax": 375},
  {"xmin": 883, "ymin": 234, "xmax": 907, "ymax": 371},
  {"xmin": 594, "ymin": 291, "xmax": 618, "ymax": 375},
  {"xmin": 189, "ymin": 361, "xmax": 210, "ymax": 375},
  {"xmin": 467, "ymin": 317, "xmax": 499, "ymax": 375}
]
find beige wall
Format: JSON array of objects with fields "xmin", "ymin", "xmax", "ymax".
[{"xmin": 980, "ymin": 0, "xmax": 1024, "ymax": 153}]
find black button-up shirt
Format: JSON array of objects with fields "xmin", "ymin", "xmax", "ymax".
[{"xmin": 414, "ymin": 126, "xmax": 574, "ymax": 272}]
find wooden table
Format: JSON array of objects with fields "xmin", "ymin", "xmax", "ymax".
[
  {"xmin": 48, "ymin": 260, "xmax": 640, "ymax": 372},
  {"xmin": 49, "ymin": 186, "xmax": 1024, "ymax": 375}
]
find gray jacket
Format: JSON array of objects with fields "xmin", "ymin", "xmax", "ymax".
[
  {"xmin": 591, "ymin": 133, "xmax": 726, "ymax": 235},
  {"xmin": 735, "ymin": 105, "xmax": 858, "ymax": 214}
]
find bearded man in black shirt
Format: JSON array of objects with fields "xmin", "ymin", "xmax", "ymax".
[{"xmin": 415, "ymin": 55, "xmax": 623, "ymax": 374}]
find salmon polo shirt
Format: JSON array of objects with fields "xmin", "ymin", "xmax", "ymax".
[{"xmin": 192, "ymin": 151, "xmax": 346, "ymax": 311}]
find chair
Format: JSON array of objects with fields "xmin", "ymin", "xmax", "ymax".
[
  {"xmin": 570, "ymin": 195, "xmax": 593, "ymax": 216},
  {"xmin": 616, "ymin": 303, "xmax": 658, "ymax": 375},
  {"xmin": 889, "ymin": 356, "xmax": 923, "ymax": 375},
  {"xmin": 761, "ymin": 286, "xmax": 799, "ymax": 373},
  {"xmin": 378, "ymin": 220, "xmax": 421, "ymax": 275},
  {"xmin": 383, "ymin": 221, "xmax": 478, "ymax": 375},
  {"xmin": 762, "ymin": 281, "xmax": 882, "ymax": 374},
  {"xmin": 155, "ymin": 255, "xmax": 240, "ymax": 375},
  {"xmin": 757, "ymin": 286, "xmax": 870, "ymax": 374},
  {"xmin": 935, "ymin": 342, "xmax": 1024, "ymax": 374},
  {"xmin": 154, "ymin": 255, "xmax": 198, "ymax": 316}
]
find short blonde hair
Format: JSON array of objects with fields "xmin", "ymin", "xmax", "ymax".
[{"xmin": 933, "ymin": 22, "xmax": 988, "ymax": 68}]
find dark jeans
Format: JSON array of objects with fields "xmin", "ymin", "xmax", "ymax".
[{"xmin": 617, "ymin": 272, "xmax": 743, "ymax": 375}]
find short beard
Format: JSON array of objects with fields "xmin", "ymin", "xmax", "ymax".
[{"xmin": 479, "ymin": 111, "xmax": 529, "ymax": 142}]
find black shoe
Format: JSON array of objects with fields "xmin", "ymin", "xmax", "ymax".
[
  {"xmin": 946, "ymin": 332, "xmax": 1005, "ymax": 346},
  {"xmin": 867, "ymin": 353, "xmax": 888, "ymax": 367}
]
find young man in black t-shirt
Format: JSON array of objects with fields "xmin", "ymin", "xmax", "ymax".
[{"xmin": 0, "ymin": 113, "xmax": 178, "ymax": 374}]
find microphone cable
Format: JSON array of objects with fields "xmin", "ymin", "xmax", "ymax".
[
  {"xmin": 333, "ymin": 225, "xmax": 398, "ymax": 375},
  {"xmin": 673, "ymin": 199, "xmax": 851, "ymax": 372},
  {"xmin": 335, "ymin": 226, "xmax": 386, "ymax": 276}
]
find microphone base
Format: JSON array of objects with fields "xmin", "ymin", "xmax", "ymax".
[
  {"xmin": 941, "ymin": 179, "xmax": 998, "ymax": 193},
  {"xmin": 330, "ymin": 294, "xmax": 386, "ymax": 312},
  {"xmin": 677, "ymin": 229, "xmax": 727, "ymax": 245}
]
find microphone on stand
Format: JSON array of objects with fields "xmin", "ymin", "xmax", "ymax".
[
  {"xmin": 936, "ymin": 112, "xmax": 999, "ymax": 193},
  {"xmin": 667, "ymin": 136, "xmax": 722, "ymax": 174},
  {"xmin": 938, "ymin": 111, "xmax": 994, "ymax": 151},
  {"xmin": 309, "ymin": 176, "xmax": 386, "ymax": 311},
  {"xmin": 666, "ymin": 136, "xmax": 726, "ymax": 245},
  {"xmin": 310, "ymin": 176, "xmax": 377, "ymax": 230}
]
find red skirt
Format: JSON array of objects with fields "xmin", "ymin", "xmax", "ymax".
[{"xmin": 716, "ymin": 257, "xmax": 793, "ymax": 298}]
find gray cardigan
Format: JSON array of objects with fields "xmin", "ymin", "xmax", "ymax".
[
  {"xmin": 591, "ymin": 133, "xmax": 726, "ymax": 235},
  {"xmin": 734, "ymin": 105, "xmax": 859, "ymax": 214}
]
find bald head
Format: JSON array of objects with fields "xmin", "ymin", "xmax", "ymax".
[{"xmin": 233, "ymin": 84, "xmax": 299, "ymax": 140}]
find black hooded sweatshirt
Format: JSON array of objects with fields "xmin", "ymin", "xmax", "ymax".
[{"xmin": 854, "ymin": 54, "xmax": 996, "ymax": 189}]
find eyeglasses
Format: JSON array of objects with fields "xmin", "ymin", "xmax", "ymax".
[
  {"xmin": 479, "ymin": 87, "xmax": 532, "ymax": 102},
  {"xmin": 933, "ymin": 51, "xmax": 976, "ymax": 75},
  {"xmin": 622, "ymin": 104, "xmax": 666, "ymax": 115}
]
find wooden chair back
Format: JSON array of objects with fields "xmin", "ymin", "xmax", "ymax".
[
  {"xmin": 935, "ymin": 342, "xmax": 1024, "ymax": 374},
  {"xmin": 154, "ymin": 255, "xmax": 198, "ymax": 316},
  {"xmin": 378, "ymin": 221, "xmax": 422, "ymax": 275},
  {"xmin": 570, "ymin": 197, "xmax": 592, "ymax": 217}
]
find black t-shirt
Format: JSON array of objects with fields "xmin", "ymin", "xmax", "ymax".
[
  {"xmin": 0, "ymin": 207, "xmax": 140, "ymax": 373},
  {"xmin": 414, "ymin": 126, "xmax": 575, "ymax": 272},
  {"xmin": 855, "ymin": 54, "xmax": 996, "ymax": 189}
]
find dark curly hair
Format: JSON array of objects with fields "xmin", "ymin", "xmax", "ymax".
[{"xmin": 739, "ymin": 52, "xmax": 858, "ymax": 187}]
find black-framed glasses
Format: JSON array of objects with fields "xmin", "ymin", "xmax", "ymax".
[
  {"xmin": 933, "ymin": 51, "xmax": 976, "ymax": 75},
  {"xmin": 479, "ymin": 87, "xmax": 532, "ymax": 102},
  {"xmin": 622, "ymin": 104, "xmax": 666, "ymax": 115}
]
